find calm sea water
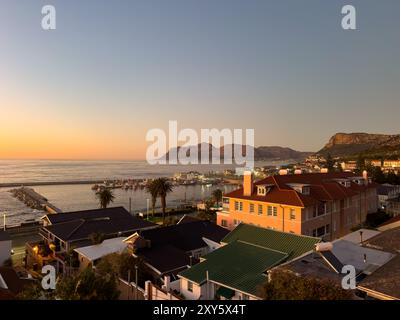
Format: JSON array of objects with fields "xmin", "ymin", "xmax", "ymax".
[{"xmin": 0, "ymin": 159, "xmax": 290, "ymax": 225}]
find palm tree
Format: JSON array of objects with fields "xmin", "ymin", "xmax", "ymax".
[
  {"xmin": 211, "ymin": 189, "xmax": 223, "ymax": 207},
  {"xmin": 145, "ymin": 180, "xmax": 159, "ymax": 216},
  {"xmin": 96, "ymin": 188, "xmax": 115, "ymax": 209},
  {"xmin": 153, "ymin": 178, "xmax": 173, "ymax": 224}
]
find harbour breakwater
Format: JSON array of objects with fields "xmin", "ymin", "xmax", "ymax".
[
  {"xmin": 0, "ymin": 180, "xmax": 104, "ymax": 188},
  {"xmin": 9, "ymin": 187, "xmax": 62, "ymax": 214}
]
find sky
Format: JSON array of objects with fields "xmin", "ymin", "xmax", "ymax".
[{"xmin": 0, "ymin": 0, "xmax": 399, "ymax": 160}]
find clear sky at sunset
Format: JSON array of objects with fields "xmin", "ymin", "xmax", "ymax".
[{"xmin": 1, "ymin": 0, "xmax": 399, "ymax": 160}]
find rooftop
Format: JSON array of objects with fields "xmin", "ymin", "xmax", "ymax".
[
  {"xmin": 357, "ymin": 255, "xmax": 400, "ymax": 300},
  {"xmin": 74, "ymin": 237, "xmax": 127, "ymax": 262},
  {"xmin": 179, "ymin": 224, "xmax": 321, "ymax": 296},
  {"xmin": 179, "ymin": 240, "xmax": 288, "ymax": 296},
  {"xmin": 221, "ymin": 223, "xmax": 321, "ymax": 260},
  {"xmin": 131, "ymin": 220, "xmax": 229, "ymax": 274},
  {"xmin": 224, "ymin": 172, "xmax": 377, "ymax": 207},
  {"xmin": 42, "ymin": 207, "xmax": 156, "ymax": 242}
]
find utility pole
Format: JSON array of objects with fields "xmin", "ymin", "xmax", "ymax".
[
  {"xmin": 135, "ymin": 265, "xmax": 138, "ymax": 300},
  {"xmin": 3, "ymin": 213, "xmax": 6, "ymax": 231},
  {"xmin": 129, "ymin": 197, "xmax": 132, "ymax": 214}
]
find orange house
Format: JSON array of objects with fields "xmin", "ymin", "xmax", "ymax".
[{"xmin": 217, "ymin": 172, "xmax": 378, "ymax": 240}]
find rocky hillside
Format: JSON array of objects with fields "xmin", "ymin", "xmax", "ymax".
[
  {"xmin": 318, "ymin": 133, "xmax": 400, "ymax": 157},
  {"xmin": 162, "ymin": 144, "xmax": 311, "ymax": 161}
]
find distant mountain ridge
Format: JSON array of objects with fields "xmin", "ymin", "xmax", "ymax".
[
  {"xmin": 162, "ymin": 143, "xmax": 312, "ymax": 161},
  {"xmin": 318, "ymin": 132, "xmax": 400, "ymax": 157}
]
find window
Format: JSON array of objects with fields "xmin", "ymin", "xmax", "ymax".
[
  {"xmin": 187, "ymin": 281, "xmax": 193, "ymax": 292},
  {"xmin": 223, "ymin": 197, "xmax": 229, "ymax": 204},
  {"xmin": 257, "ymin": 186, "xmax": 266, "ymax": 196},
  {"xmin": 234, "ymin": 201, "xmax": 239, "ymax": 211},
  {"xmin": 267, "ymin": 206, "xmax": 273, "ymax": 216},
  {"xmin": 258, "ymin": 205, "xmax": 263, "ymax": 215},
  {"xmin": 242, "ymin": 294, "xmax": 249, "ymax": 300},
  {"xmin": 290, "ymin": 208, "xmax": 296, "ymax": 220},
  {"xmin": 312, "ymin": 224, "xmax": 330, "ymax": 237},
  {"xmin": 239, "ymin": 202, "xmax": 243, "ymax": 211},
  {"xmin": 273, "ymin": 206, "xmax": 278, "ymax": 217},
  {"xmin": 221, "ymin": 220, "xmax": 228, "ymax": 227},
  {"xmin": 249, "ymin": 203, "xmax": 254, "ymax": 213}
]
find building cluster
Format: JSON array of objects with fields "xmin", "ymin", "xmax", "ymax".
[{"xmin": 1, "ymin": 171, "xmax": 399, "ymax": 300}]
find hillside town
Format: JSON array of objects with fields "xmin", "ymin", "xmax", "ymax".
[{"xmin": 1, "ymin": 164, "xmax": 400, "ymax": 301}]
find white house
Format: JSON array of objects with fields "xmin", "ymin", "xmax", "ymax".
[{"xmin": 0, "ymin": 231, "xmax": 12, "ymax": 266}]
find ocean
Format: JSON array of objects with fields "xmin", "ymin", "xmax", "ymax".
[{"xmin": 0, "ymin": 159, "xmax": 291, "ymax": 226}]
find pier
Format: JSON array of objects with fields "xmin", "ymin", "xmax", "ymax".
[
  {"xmin": 9, "ymin": 187, "xmax": 62, "ymax": 214},
  {"xmin": 0, "ymin": 180, "xmax": 104, "ymax": 189}
]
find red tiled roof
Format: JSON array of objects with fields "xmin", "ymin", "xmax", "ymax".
[{"xmin": 224, "ymin": 172, "xmax": 377, "ymax": 207}]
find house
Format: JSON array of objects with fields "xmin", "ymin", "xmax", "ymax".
[
  {"xmin": 217, "ymin": 172, "xmax": 378, "ymax": 240},
  {"xmin": 0, "ymin": 231, "xmax": 12, "ymax": 266},
  {"xmin": 357, "ymin": 227, "xmax": 400, "ymax": 300},
  {"xmin": 26, "ymin": 207, "xmax": 157, "ymax": 272},
  {"xmin": 178, "ymin": 224, "xmax": 321, "ymax": 300},
  {"xmin": 386, "ymin": 197, "xmax": 400, "ymax": 217},
  {"xmin": 377, "ymin": 183, "xmax": 400, "ymax": 210},
  {"xmin": 267, "ymin": 228, "xmax": 397, "ymax": 300},
  {"xmin": 74, "ymin": 237, "xmax": 128, "ymax": 271},
  {"xmin": 123, "ymin": 219, "xmax": 229, "ymax": 290}
]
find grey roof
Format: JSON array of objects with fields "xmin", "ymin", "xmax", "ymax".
[
  {"xmin": 136, "ymin": 220, "xmax": 229, "ymax": 274},
  {"xmin": 0, "ymin": 231, "xmax": 11, "ymax": 242},
  {"xmin": 43, "ymin": 207, "xmax": 156, "ymax": 242}
]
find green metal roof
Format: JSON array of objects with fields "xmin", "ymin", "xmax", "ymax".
[
  {"xmin": 179, "ymin": 240, "xmax": 288, "ymax": 296},
  {"xmin": 221, "ymin": 224, "xmax": 321, "ymax": 260}
]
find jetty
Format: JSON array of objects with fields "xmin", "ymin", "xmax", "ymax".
[
  {"xmin": 9, "ymin": 187, "xmax": 62, "ymax": 214},
  {"xmin": 0, "ymin": 180, "xmax": 104, "ymax": 189}
]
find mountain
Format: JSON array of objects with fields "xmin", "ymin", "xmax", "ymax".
[
  {"xmin": 318, "ymin": 133, "xmax": 400, "ymax": 158},
  {"xmin": 162, "ymin": 143, "xmax": 311, "ymax": 161}
]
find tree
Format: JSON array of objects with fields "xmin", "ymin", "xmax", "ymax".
[
  {"xmin": 145, "ymin": 180, "xmax": 159, "ymax": 216},
  {"xmin": 95, "ymin": 188, "xmax": 115, "ymax": 209},
  {"xmin": 153, "ymin": 178, "xmax": 174, "ymax": 224},
  {"xmin": 355, "ymin": 154, "xmax": 365, "ymax": 174},
  {"xmin": 211, "ymin": 189, "xmax": 223, "ymax": 207},
  {"xmin": 96, "ymin": 252, "xmax": 154, "ymax": 287},
  {"xmin": 259, "ymin": 271, "xmax": 353, "ymax": 300},
  {"xmin": 371, "ymin": 166, "xmax": 385, "ymax": 184},
  {"xmin": 326, "ymin": 153, "xmax": 335, "ymax": 173},
  {"xmin": 55, "ymin": 267, "xmax": 120, "ymax": 300},
  {"xmin": 386, "ymin": 171, "xmax": 399, "ymax": 185}
]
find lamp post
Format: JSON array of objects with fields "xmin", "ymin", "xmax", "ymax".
[{"xmin": 146, "ymin": 199, "xmax": 150, "ymax": 220}]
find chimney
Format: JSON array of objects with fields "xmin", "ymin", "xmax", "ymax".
[
  {"xmin": 363, "ymin": 170, "xmax": 368, "ymax": 184},
  {"xmin": 243, "ymin": 171, "xmax": 253, "ymax": 196}
]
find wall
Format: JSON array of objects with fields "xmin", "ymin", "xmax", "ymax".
[
  {"xmin": 180, "ymin": 278, "xmax": 209, "ymax": 300},
  {"xmin": 0, "ymin": 240, "xmax": 12, "ymax": 266},
  {"xmin": 217, "ymin": 199, "xmax": 303, "ymax": 234}
]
